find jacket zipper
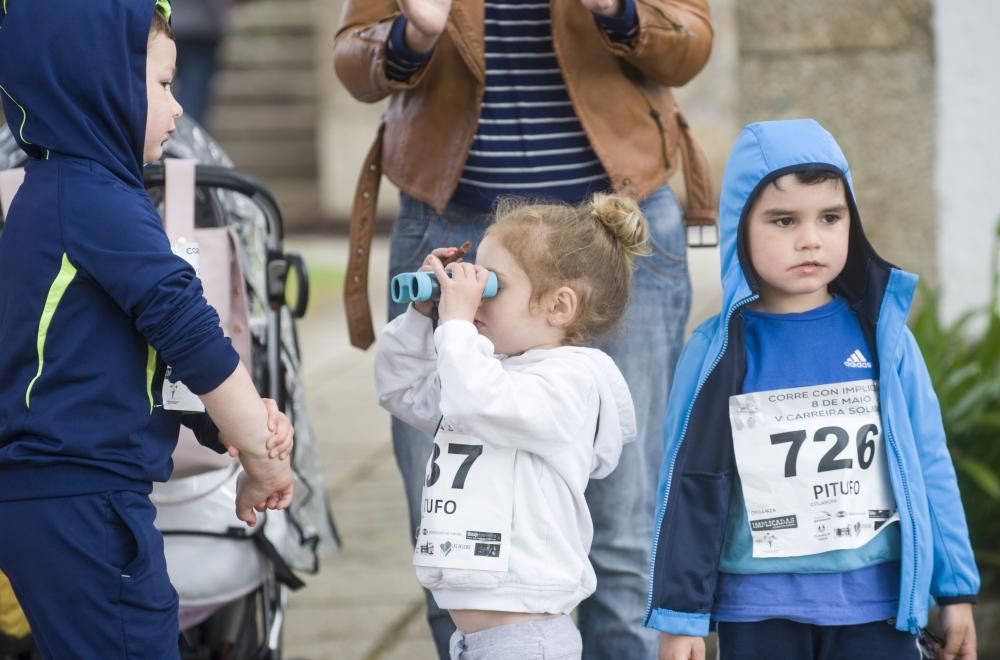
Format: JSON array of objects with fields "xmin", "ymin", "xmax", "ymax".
[
  {"xmin": 883, "ymin": 413, "xmax": 920, "ymax": 634},
  {"xmin": 644, "ymin": 294, "xmax": 756, "ymax": 624}
]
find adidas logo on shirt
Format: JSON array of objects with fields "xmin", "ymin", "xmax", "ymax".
[{"xmin": 844, "ymin": 349, "xmax": 873, "ymax": 369}]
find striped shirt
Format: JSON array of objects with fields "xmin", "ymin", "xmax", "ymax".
[{"xmin": 387, "ymin": 0, "xmax": 639, "ymax": 211}]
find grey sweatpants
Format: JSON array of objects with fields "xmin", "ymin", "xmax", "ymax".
[{"xmin": 448, "ymin": 615, "xmax": 582, "ymax": 660}]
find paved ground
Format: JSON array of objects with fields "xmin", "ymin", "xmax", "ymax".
[{"xmin": 280, "ymin": 236, "xmax": 723, "ymax": 659}]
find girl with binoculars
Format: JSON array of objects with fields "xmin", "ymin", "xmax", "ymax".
[{"xmin": 374, "ymin": 193, "xmax": 648, "ymax": 659}]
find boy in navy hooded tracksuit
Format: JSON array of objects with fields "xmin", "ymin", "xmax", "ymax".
[
  {"xmin": 0, "ymin": 1, "xmax": 295, "ymax": 657},
  {"xmin": 645, "ymin": 120, "xmax": 979, "ymax": 660}
]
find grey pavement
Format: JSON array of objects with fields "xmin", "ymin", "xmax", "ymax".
[{"xmin": 281, "ymin": 236, "xmax": 722, "ymax": 660}]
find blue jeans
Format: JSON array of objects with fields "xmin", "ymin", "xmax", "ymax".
[{"xmin": 387, "ymin": 186, "xmax": 691, "ymax": 660}]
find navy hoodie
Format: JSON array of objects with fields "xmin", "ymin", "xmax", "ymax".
[{"xmin": 0, "ymin": 0, "xmax": 239, "ymax": 499}]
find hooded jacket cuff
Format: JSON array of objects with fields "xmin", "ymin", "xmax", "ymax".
[
  {"xmin": 936, "ymin": 595, "xmax": 978, "ymax": 606},
  {"xmin": 386, "ymin": 16, "xmax": 434, "ymax": 81},
  {"xmin": 180, "ymin": 413, "xmax": 225, "ymax": 454},
  {"xmin": 593, "ymin": 0, "xmax": 638, "ymax": 42},
  {"xmin": 169, "ymin": 337, "xmax": 240, "ymax": 396},
  {"xmin": 646, "ymin": 608, "xmax": 710, "ymax": 637}
]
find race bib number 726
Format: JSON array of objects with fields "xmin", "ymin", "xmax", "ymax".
[{"xmin": 729, "ymin": 379, "xmax": 898, "ymax": 558}]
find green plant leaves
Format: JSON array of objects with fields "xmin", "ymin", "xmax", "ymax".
[
  {"xmin": 909, "ymin": 216, "xmax": 1000, "ymax": 593},
  {"xmin": 956, "ymin": 456, "xmax": 1000, "ymax": 499}
]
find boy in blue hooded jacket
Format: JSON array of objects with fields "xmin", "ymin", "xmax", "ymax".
[
  {"xmin": 0, "ymin": 1, "xmax": 295, "ymax": 657},
  {"xmin": 645, "ymin": 119, "xmax": 979, "ymax": 660}
]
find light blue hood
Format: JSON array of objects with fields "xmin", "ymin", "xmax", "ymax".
[{"xmin": 717, "ymin": 118, "xmax": 879, "ymax": 318}]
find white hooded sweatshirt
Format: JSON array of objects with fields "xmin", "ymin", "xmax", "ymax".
[{"xmin": 374, "ymin": 307, "xmax": 636, "ymax": 614}]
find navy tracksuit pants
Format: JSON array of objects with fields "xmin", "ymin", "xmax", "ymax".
[
  {"xmin": 717, "ymin": 618, "xmax": 921, "ymax": 660},
  {"xmin": 0, "ymin": 491, "xmax": 179, "ymax": 659}
]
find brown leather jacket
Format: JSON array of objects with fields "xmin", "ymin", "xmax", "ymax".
[{"xmin": 334, "ymin": 0, "xmax": 716, "ymax": 348}]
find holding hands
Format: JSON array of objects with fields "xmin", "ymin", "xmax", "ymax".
[
  {"xmin": 213, "ymin": 393, "xmax": 296, "ymax": 527},
  {"xmin": 236, "ymin": 399, "xmax": 295, "ymax": 526},
  {"xmin": 226, "ymin": 397, "xmax": 294, "ymax": 460},
  {"xmin": 235, "ymin": 468, "xmax": 294, "ymax": 527}
]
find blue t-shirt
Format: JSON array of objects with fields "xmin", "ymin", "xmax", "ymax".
[{"xmin": 713, "ymin": 296, "xmax": 901, "ymax": 625}]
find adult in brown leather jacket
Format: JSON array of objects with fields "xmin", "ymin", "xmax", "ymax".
[{"xmin": 335, "ymin": 1, "xmax": 713, "ymax": 658}]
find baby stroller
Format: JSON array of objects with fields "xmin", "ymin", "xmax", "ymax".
[{"xmin": 0, "ymin": 117, "xmax": 339, "ymax": 660}]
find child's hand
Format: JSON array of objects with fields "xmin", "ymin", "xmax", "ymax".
[
  {"xmin": 412, "ymin": 247, "xmax": 461, "ymax": 317},
  {"xmin": 937, "ymin": 603, "xmax": 977, "ymax": 660},
  {"xmin": 263, "ymin": 398, "xmax": 293, "ymax": 459},
  {"xmin": 430, "ymin": 256, "xmax": 489, "ymax": 324},
  {"xmin": 659, "ymin": 632, "xmax": 705, "ymax": 660},
  {"xmin": 235, "ymin": 469, "xmax": 294, "ymax": 527},
  {"xmin": 225, "ymin": 398, "xmax": 294, "ymax": 460}
]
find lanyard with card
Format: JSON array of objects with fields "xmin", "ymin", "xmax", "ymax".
[
  {"xmin": 161, "ymin": 240, "xmax": 205, "ymax": 413},
  {"xmin": 729, "ymin": 379, "xmax": 898, "ymax": 558},
  {"xmin": 413, "ymin": 421, "xmax": 516, "ymax": 572}
]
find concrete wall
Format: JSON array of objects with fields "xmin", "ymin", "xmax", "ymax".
[
  {"xmin": 316, "ymin": 0, "xmax": 401, "ymax": 223},
  {"xmin": 934, "ymin": 0, "xmax": 1000, "ymax": 322},
  {"xmin": 213, "ymin": 0, "xmax": 322, "ymax": 225},
  {"xmin": 736, "ymin": 0, "xmax": 938, "ymax": 286}
]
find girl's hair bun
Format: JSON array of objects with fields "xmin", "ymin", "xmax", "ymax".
[{"xmin": 589, "ymin": 193, "xmax": 650, "ymax": 258}]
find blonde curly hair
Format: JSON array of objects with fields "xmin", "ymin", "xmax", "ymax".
[{"xmin": 486, "ymin": 193, "xmax": 650, "ymax": 346}]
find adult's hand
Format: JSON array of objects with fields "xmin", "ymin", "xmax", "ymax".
[
  {"xmin": 580, "ymin": 0, "xmax": 623, "ymax": 17},
  {"xmin": 398, "ymin": 0, "xmax": 452, "ymax": 52}
]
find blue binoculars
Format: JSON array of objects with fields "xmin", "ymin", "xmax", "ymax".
[{"xmin": 391, "ymin": 271, "xmax": 499, "ymax": 304}]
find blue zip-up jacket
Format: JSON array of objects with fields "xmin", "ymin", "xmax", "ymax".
[
  {"xmin": 0, "ymin": 0, "xmax": 238, "ymax": 499},
  {"xmin": 645, "ymin": 119, "xmax": 980, "ymax": 636}
]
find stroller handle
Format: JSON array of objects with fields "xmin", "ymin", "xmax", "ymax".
[{"xmin": 142, "ymin": 162, "xmax": 285, "ymax": 239}]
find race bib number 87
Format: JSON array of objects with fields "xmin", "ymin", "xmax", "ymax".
[
  {"xmin": 413, "ymin": 426, "xmax": 516, "ymax": 571},
  {"xmin": 729, "ymin": 379, "xmax": 898, "ymax": 558}
]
